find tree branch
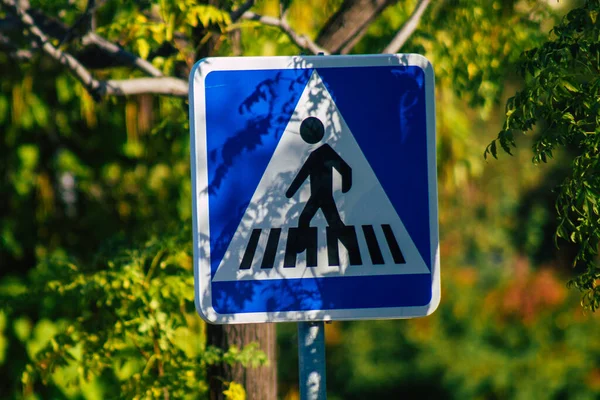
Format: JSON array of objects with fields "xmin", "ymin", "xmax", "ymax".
[
  {"xmin": 382, "ymin": 0, "xmax": 431, "ymax": 54},
  {"xmin": 101, "ymin": 78, "xmax": 187, "ymax": 97},
  {"xmin": 241, "ymin": 11, "xmax": 329, "ymax": 55},
  {"xmin": 230, "ymin": 0, "xmax": 255, "ymax": 22},
  {"xmin": 0, "ymin": 12, "xmax": 164, "ymax": 77},
  {"xmin": 1, "ymin": 0, "xmax": 102, "ymax": 93},
  {"xmin": 1, "ymin": 13, "xmax": 71, "ymax": 42},
  {"xmin": 81, "ymin": 33, "xmax": 163, "ymax": 77},
  {"xmin": 0, "ymin": 0, "xmax": 186, "ymax": 98}
]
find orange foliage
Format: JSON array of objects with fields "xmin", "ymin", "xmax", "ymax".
[
  {"xmin": 498, "ymin": 257, "xmax": 567, "ymax": 323},
  {"xmin": 454, "ymin": 268, "xmax": 478, "ymax": 287},
  {"xmin": 324, "ymin": 322, "xmax": 342, "ymax": 346},
  {"xmin": 586, "ymin": 369, "xmax": 600, "ymax": 390}
]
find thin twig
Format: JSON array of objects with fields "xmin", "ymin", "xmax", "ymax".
[
  {"xmin": 145, "ymin": 249, "xmax": 165, "ymax": 284},
  {"xmin": 241, "ymin": 11, "xmax": 329, "ymax": 55},
  {"xmin": 126, "ymin": 331, "xmax": 151, "ymax": 361},
  {"xmin": 382, "ymin": 0, "xmax": 431, "ymax": 54},
  {"xmin": 230, "ymin": 0, "xmax": 255, "ymax": 22},
  {"xmin": 57, "ymin": 0, "xmax": 95, "ymax": 46}
]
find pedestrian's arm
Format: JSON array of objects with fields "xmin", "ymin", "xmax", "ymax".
[
  {"xmin": 286, "ymin": 163, "xmax": 310, "ymax": 198},
  {"xmin": 335, "ymin": 156, "xmax": 352, "ymax": 193}
]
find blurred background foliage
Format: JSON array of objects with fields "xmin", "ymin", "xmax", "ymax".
[{"xmin": 2, "ymin": 0, "xmax": 600, "ymax": 399}]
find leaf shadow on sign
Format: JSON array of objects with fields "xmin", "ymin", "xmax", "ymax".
[
  {"xmin": 208, "ymin": 70, "xmax": 310, "ymax": 193},
  {"xmin": 199, "ymin": 54, "xmax": 426, "ymax": 323}
]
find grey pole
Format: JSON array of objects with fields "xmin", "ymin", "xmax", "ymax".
[
  {"xmin": 298, "ymin": 51, "xmax": 327, "ymax": 400},
  {"xmin": 298, "ymin": 321, "xmax": 327, "ymax": 400}
]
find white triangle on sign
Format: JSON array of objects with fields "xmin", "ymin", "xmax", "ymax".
[{"xmin": 212, "ymin": 71, "xmax": 430, "ymax": 283}]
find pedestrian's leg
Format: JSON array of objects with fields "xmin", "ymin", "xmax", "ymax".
[
  {"xmin": 321, "ymin": 198, "xmax": 344, "ymax": 228},
  {"xmin": 299, "ymin": 198, "xmax": 319, "ymax": 228}
]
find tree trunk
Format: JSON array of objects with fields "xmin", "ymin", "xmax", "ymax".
[
  {"xmin": 316, "ymin": 0, "xmax": 398, "ymax": 54},
  {"xmin": 199, "ymin": 0, "xmax": 277, "ymax": 398},
  {"xmin": 207, "ymin": 323, "xmax": 277, "ymax": 400}
]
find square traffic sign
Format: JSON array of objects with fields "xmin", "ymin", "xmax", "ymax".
[{"xmin": 189, "ymin": 54, "xmax": 440, "ymax": 323}]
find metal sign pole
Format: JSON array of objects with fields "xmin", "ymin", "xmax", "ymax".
[
  {"xmin": 299, "ymin": 50, "xmax": 327, "ymax": 400},
  {"xmin": 298, "ymin": 321, "xmax": 327, "ymax": 400}
]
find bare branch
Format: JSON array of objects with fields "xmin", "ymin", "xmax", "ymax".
[
  {"xmin": 0, "ymin": 0, "xmax": 186, "ymax": 98},
  {"xmin": 0, "ymin": 11, "xmax": 163, "ymax": 77},
  {"xmin": 101, "ymin": 77, "xmax": 187, "ymax": 97},
  {"xmin": 382, "ymin": 0, "xmax": 431, "ymax": 54},
  {"xmin": 1, "ymin": 12, "xmax": 70, "ymax": 40},
  {"xmin": 1, "ymin": 0, "xmax": 102, "ymax": 93},
  {"xmin": 241, "ymin": 11, "xmax": 329, "ymax": 55},
  {"xmin": 82, "ymin": 33, "xmax": 163, "ymax": 77}
]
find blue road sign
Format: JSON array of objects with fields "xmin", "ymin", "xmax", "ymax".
[{"xmin": 189, "ymin": 54, "xmax": 440, "ymax": 324}]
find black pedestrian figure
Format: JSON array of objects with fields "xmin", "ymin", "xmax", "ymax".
[{"xmin": 285, "ymin": 117, "xmax": 352, "ymax": 229}]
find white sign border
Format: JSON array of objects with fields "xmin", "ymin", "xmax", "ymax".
[{"xmin": 189, "ymin": 54, "xmax": 440, "ymax": 324}]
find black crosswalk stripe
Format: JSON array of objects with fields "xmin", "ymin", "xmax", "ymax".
[
  {"xmin": 239, "ymin": 225, "xmax": 406, "ymax": 270},
  {"xmin": 362, "ymin": 225, "xmax": 384, "ymax": 265},
  {"xmin": 261, "ymin": 228, "xmax": 281, "ymax": 269},
  {"xmin": 239, "ymin": 229, "xmax": 262, "ymax": 270}
]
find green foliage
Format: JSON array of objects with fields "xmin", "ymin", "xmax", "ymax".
[
  {"xmin": 356, "ymin": 0, "xmax": 553, "ymax": 114},
  {"xmin": 0, "ymin": 1, "xmax": 264, "ymax": 395},
  {"xmin": 3, "ymin": 0, "xmax": 599, "ymax": 398},
  {"xmin": 4, "ymin": 235, "xmax": 266, "ymax": 398},
  {"xmin": 222, "ymin": 381, "xmax": 246, "ymax": 400},
  {"xmin": 487, "ymin": 0, "xmax": 600, "ymax": 310},
  {"xmin": 99, "ymin": 0, "xmax": 231, "ymax": 63}
]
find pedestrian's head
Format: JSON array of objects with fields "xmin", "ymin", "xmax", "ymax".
[{"xmin": 300, "ymin": 117, "xmax": 324, "ymax": 144}]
